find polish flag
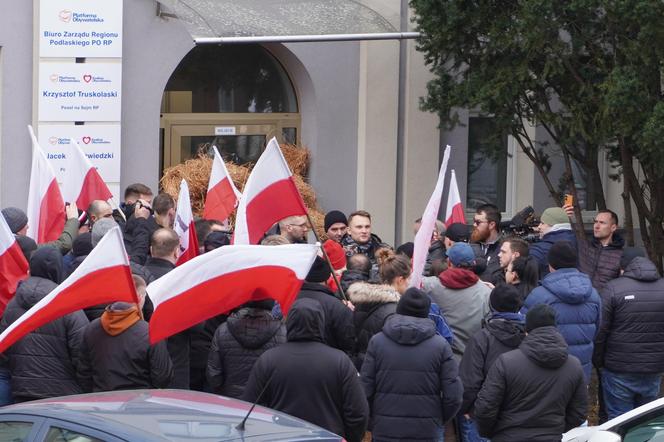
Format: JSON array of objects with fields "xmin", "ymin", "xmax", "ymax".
[
  {"xmin": 0, "ymin": 214, "xmax": 28, "ymax": 316},
  {"xmin": 147, "ymin": 243, "xmax": 318, "ymax": 344},
  {"xmin": 203, "ymin": 146, "xmax": 241, "ymax": 222},
  {"xmin": 62, "ymin": 138, "xmax": 113, "ymax": 211},
  {"xmin": 445, "ymin": 169, "xmax": 466, "ymax": 226},
  {"xmin": 0, "ymin": 226, "xmax": 138, "ymax": 353},
  {"xmin": 26, "ymin": 125, "xmax": 65, "ymax": 244},
  {"xmin": 410, "ymin": 145, "xmax": 451, "ymax": 289},
  {"xmin": 174, "ymin": 179, "xmax": 199, "ymax": 266},
  {"xmin": 233, "ymin": 137, "xmax": 307, "ymax": 245}
]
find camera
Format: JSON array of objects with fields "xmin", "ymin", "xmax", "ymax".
[{"xmin": 500, "ymin": 206, "xmax": 540, "ymax": 242}]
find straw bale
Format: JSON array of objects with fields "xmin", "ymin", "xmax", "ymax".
[{"xmin": 281, "ymin": 144, "xmax": 310, "ymax": 177}]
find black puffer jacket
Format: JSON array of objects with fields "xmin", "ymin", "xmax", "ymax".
[
  {"xmin": 297, "ymin": 282, "xmax": 355, "ymax": 353},
  {"xmin": 361, "ymin": 314, "xmax": 462, "ymax": 442},
  {"xmin": 578, "ymin": 233, "xmax": 624, "ymax": 292},
  {"xmin": 0, "ymin": 248, "xmax": 89, "ymax": 400},
  {"xmin": 340, "ymin": 270, "xmax": 370, "ymax": 294},
  {"xmin": 347, "ymin": 282, "xmax": 398, "ymax": 369},
  {"xmin": 243, "ymin": 298, "xmax": 368, "ymax": 442},
  {"xmin": 207, "ymin": 307, "xmax": 286, "ymax": 398},
  {"xmin": 474, "ymin": 326, "xmax": 587, "ymax": 442},
  {"xmin": 459, "ymin": 315, "xmax": 525, "ymax": 414},
  {"xmin": 594, "ymin": 257, "xmax": 664, "ymax": 373}
]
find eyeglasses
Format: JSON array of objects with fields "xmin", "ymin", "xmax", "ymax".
[{"xmin": 473, "ymin": 219, "xmax": 488, "ymax": 226}]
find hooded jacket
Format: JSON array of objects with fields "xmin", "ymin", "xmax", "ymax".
[
  {"xmin": 473, "ymin": 326, "xmax": 587, "ymax": 441},
  {"xmin": 347, "ymin": 282, "xmax": 399, "ymax": 369},
  {"xmin": 77, "ymin": 302, "xmax": 173, "ymax": 392},
  {"xmin": 206, "ymin": 307, "xmax": 286, "ymax": 398},
  {"xmin": 530, "ymin": 228, "xmax": 578, "ymax": 277},
  {"xmin": 423, "ymin": 269, "xmax": 491, "ymax": 360},
  {"xmin": 459, "ymin": 314, "xmax": 526, "ymax": 414},
  {"xmin": 578, "ymin": 233, "xmax": 625, "ymax": 292},
  {"xmin": 594, "ymin": 257, "xmax": 664, "ymax": 374},
  {"xmin": 523, "ymin": 268, "xmax": 601, "ymax": 382},
  {"xmin": 0, "ymin": 247, "xmax": 88, "ymax": 400},
  {"xmin": 243, "ymin": 298, "xmax": 368, "ymax": 442},
  {"xmin": 360, "ymin": 314, "xmax": 462, "ymax": 442},
  {"xmin": 297, "ymin": 281, "xmax": 355, "ymax": 353}
]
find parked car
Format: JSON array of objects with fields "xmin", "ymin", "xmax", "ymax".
[
  {"xmin": 563, "ymin": 397, "xmax": 664, "ymax": 442},
  {"xmin": 0, "ymin": 389, "xmax": 344, "ymax": 441}
]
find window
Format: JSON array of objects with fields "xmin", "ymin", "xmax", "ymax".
[
  {"xmin": 467, "ymin": 117, "xmax": 508, "ymax": 211},
  {"xmin": 45, "ymin": 426, "xmax": 104, "ymax": 442},
  {"xmin": 0, "ymin": 421, "xmax": 33, "ymax": 441},
  {"xmin": 616, "ymin": 406, "xmax": 664, "ymax": 442}
]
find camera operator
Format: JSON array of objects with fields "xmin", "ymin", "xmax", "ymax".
[
  {"xmin": 529, "ymin": 207, "xmax": 577, "ymax": 278},
  {"xmin": 125, "ymin": 193, "xmax": 176, "ymax": 265}
]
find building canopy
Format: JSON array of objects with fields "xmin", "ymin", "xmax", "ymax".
[{"xmin": 157, "ymin": 0, "xmax": 418, "ymax": 43}]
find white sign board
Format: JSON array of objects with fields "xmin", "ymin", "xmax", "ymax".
[
  {"xmin": 39, "ymin": 0, "xmax": 123, "ymax": 58},
  {"xmin": 215, "ymin": 126, "xmax": 236, "ymax": 136},
  {"xmin": 37, "ymin": 124, "xmax": 121, "ymax": 183},
  {"xmin": 38, "ymin": 62, "xmax": 122, "ymax": 122}
]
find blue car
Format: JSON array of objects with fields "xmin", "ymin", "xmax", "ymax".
[{"xmin": 0, "ymin": 389, "xmax": 344, "ymax": 441}]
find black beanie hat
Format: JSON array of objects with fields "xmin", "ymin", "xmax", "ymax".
[
  {"xmin": 72, "ymin": 232, "xmax": 93, "ymax": 257},
  {"xmin": 490, "ymin": 284, "xmax": 522, "ymax": 313},
  {"xmin": 525, "ymin": 304, "xmax": 557, "ymax": 332},
  {"xmin": 620, "ymin": 247, "xmax": 646, "ymax": 270},
  {"xmin": 397, "ymin": 287, "xmax": 431, "ymax": 318},
  {"xmin": 306, "ymin": 256, "xmax": 332, "ymax": 283},
  {"xmin": 324, "ymin": 210, "xmax": 347, "ymax": 232},
  {"xmin": 2, "ymin": 207, "xmax": 28, "ymax": 234},
  {"xmin": 204, "ymin": 231, "xmax": 231, "ymax": 252},
  {"xmin": 547, "ymin": 241, "xmax": 577, "ymax": 270}
]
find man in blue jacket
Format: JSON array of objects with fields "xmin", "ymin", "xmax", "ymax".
[{"xmin": 522, "ymin": 241, "xmax": 601, "ymax": 383}]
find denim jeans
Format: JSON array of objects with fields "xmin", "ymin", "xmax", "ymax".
[
  {"xmin": 457, "ymin": 414, "xmax": 489, "ymax": 442},
  {"xmin": 0, "ymin": 368, "xmax": 12, "ymax": 406},
  {"xmin": 601, "ymin": 368, "xmax": 661, "ymax": 420}
]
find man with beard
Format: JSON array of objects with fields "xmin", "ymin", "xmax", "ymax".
[
  {"xmin": 278, "ymin": 215, "xmax": 310, "ymax": 244},
  {"xmin": 471, "ymin": 204, "xmax": 503, "ymax": 284}
]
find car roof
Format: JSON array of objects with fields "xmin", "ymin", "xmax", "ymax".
[{"xmin": 0, "ymin": 389, "xmax": 341, "ymax": 441}]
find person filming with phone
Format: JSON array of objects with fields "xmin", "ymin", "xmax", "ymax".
[{"xmin": 529, "ymin": 206, "xmax": 577, "ymax": 278}]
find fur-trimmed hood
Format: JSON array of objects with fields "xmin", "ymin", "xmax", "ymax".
[{"xmin": 347, "ymin": 282, "xmax": 400, "ymax": 305}]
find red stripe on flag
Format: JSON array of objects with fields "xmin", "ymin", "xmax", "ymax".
[
  {"xmin": 0, "ymin": 265, "xmax": 137, "ymax": 353},
  {"xmin": 176, "ymin": 222, "xmax": 199, "ymax": 266},
  {"xmin": 76, "ymin": 168, "xmax": 113, "ymax": 210},
  {"xmin": 0, "ymin": 242, "xmax": 28, "ymax": 317},
  {"xmin": 245, "ymin": 177, "xmax": 307, "ymax": 244},
  {"xmin": 445, "ymin": 203, "xmax": 466, "ymax": 226},
  {"xmin": 38, "ymin": 179, "xmax": 65, "ymax": 244},
  {"xmin": 149, "ymin": 265, "xmax": 304, "ymax": 344},
  {"xmin": 203, "ymin": 179, "xmax": 237, "ymax": 222}
]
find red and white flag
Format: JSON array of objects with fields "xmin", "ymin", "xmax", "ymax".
[
  {"xmin": 62, "ymin": 138, "xmax": 113, "ymax": 211},
  {"xmin": 410, "ymin": 145, "xmax": 451, "ymax": 289},
  {"xmin": 233, "ymin": 137, "xmax": 307, "ymax": 245},
  {"xmin": 147, "ymin": 243, "xmax": 318, "ymax": 344},
  {"xmin": 174, "ymin": 179, "xmax": 199, "ymax": 266},
  {"xmin": 26, "ymin": 125, "xmax": 65, "ymax": 244},
  {"xmin": 0, "ymin": 226, "xmax": 138, "ymax": 353},
  {"xmin": 203, "ymin": 146, "xmax": 241, "ymax": 223},
  {"xmin": 0, "ymin": 214, "xmax": 28, "ymax": 316},
  {"xmin": 445, "ymin": 169, "xmax": 466, "ymax": 226}
]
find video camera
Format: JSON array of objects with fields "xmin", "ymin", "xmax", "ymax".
[{"xmin": 500, "ymin": 205, "xmax": 540, "ymax": 242}]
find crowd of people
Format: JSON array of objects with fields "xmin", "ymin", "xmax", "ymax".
[{"xmin": 0, "ymin": 182, "xmax": 662, "ymax": 442}]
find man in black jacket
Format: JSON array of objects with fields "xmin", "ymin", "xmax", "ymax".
[
  {"xmin": 78, "ymin": 275, "xmax": 172, "ymax": 392},
  {"xmin": 360, "ymin": 287, "xmax": 462, "ymax": 442},
  {"xmin": 474, "ymin": 304, "xmax": 587, "ymax": 441},
  {"xmin": 144, "ymin": 228, "xmax": 179, "ymax": 280},
  {"xmin": 243, "ymin": 298, "xmax": 368, "ymax": 442},
  {"xmin": 297, "ymin": 256, "xmax": 355, "ymax": 353},
  {"xmin": 593, "ymin": 248, "xmax": 664, "ymax": 419}
]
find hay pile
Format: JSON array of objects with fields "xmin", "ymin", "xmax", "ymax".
[{"xmin": 160, "ymin": 144, "xmax": 326, "ymax": 239}]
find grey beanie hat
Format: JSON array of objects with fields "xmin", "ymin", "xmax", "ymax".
[{"xmin": 1, "ymin": 207, "xmax": 28, "ymax": 233}]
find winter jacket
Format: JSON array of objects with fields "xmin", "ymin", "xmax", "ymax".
[
  {"xmin": 425, "ymin": 241, "xmax": 446, "ymax": 276},
  {"xmin": 340, "ymin": 269, "xmax": 371, "ymax": 294},
  {"xmin": 1, "ymin": 276, "xmax": 88, "ymax": 400},
  {"xmin": 41, "ymin": 218, "xmax": 80, "ymax": 255},
  {"xmin": 127, "ymin": 217, "xmax": 161, "ymax": 265},
  {"xmin": 530, "ymin": 228, "xmax": 578, "ymax": 277},
  {"xmin": 78, "ymin": 302, "xmax": 173, "ymax": 392},
  {"xmin": 459, "ymin": 313, "xmax": 526, "ymax": 414},
  {"xmin": 297, "ymin": 282, "xmax": 355, "ymax": 353},
  {"xmin": 341, "ymin": 233, "xmax": 385, "ymax": 264},
  {"xmin": 472, "ymin": 238, "xmax": 502, "ymax": 284},
  {"xmin": 360, "ymin": 314, "xmax": 463, "ymax": 442},
  {"xmin": 474, "ymin": 326, "xmax": 587, "ymax": 442},
  {"xmin": 593, "ymin": 257, "xmax": 664, "ymax": 374},
  {"xmin": 207, "ymin": 307, "xmax": 286, "ymax": 398},
  {"xmin": 424, "ymin": 268, "xmax": 491, "ymax": 360},
  {"xmin": 144, "ymin": 257, "xmax": 174, "ymax": 280},
  {"xmin": 522, "ymin": 268, "xmax": 601, "ymax": 382},
  {"xmin": 347, "ymin": 283, "xmax": 399, "ymax": 369},
  {"xmin": 578, "ymin": 233, "xmax": 624, "ymax": 292},
  {"xmin": 243, "ymin": 298, "xmax": 368, "ymax": 442}
]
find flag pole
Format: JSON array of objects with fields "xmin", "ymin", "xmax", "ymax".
[{"xmin": 304, "ymin": 212, "xmax": 348, "ymax": 302}]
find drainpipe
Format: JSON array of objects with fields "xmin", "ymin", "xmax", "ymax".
[{"xmin": 394, "ymin": 0, "xmax": 408, "ymax": 245}]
